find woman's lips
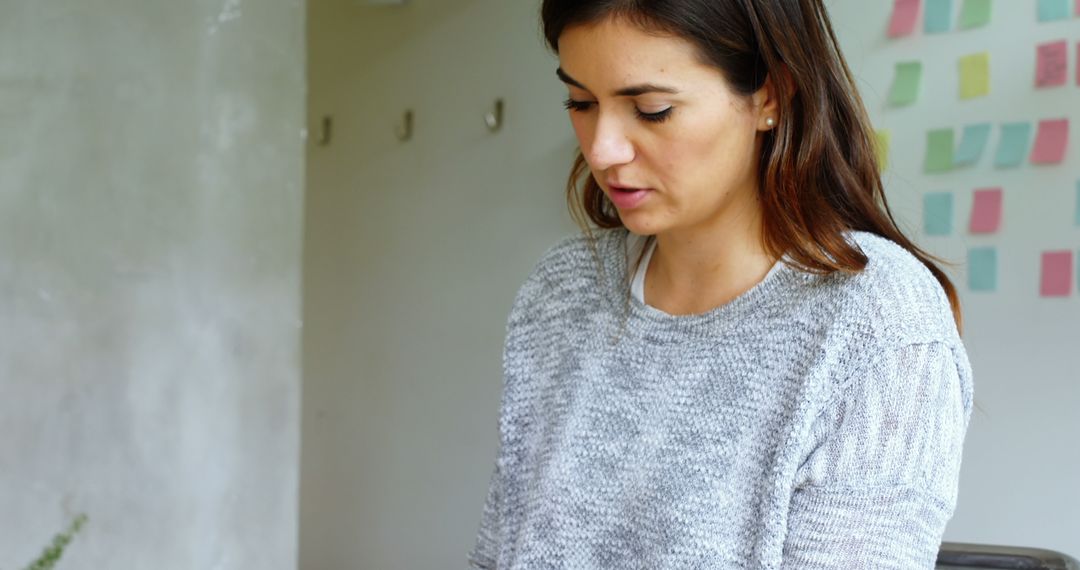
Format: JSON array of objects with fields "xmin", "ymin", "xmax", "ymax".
[{"xmin": 608, "ymin": 185, "xmax": 652, "ymax": 209}]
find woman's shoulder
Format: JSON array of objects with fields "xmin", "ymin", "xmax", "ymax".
[
  {"xmin": 805, "ymin": 230, "xmax": 961, "ymax": 348},
  {"xmin": 522, "ymin": 227, "xmax": 625, "ymax": 284},
  {"xmin": 506, "ymin": 227, "xmax": 623, "ymax": 314}
]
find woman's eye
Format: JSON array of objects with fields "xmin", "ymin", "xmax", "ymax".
[
  {"xmin": 561, "ymin": 98, "xmax": 673, "ymax": 124},
  {"xmin": 635, "ymin": 107, "xmax": 673, "ymax": 123},
  {"xmin": 562, "ymin": 98, "xmax": 594, "ymax": 112}
]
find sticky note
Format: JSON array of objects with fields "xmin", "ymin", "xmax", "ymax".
[
  {"xmin": 875, "ymin": 130, "xmax": 892, "ymax": 171},
  {"xmin": 924, "ymin": 192, "xmax": 954, "ymax": 235},
  {"xmin": 968, "ymin": 247, "xmax": 997, "ymax": 292},
  {"xmin": 994, "ymin": 122, "xmax": 1032, "ymax": 168},
  {"xmin": 1030, "ymin": 118, "xmax": 1069, "ymax": 164},
  {"xmin": 925, "ymin": 0, "xmax": 953, "ymax": 32},
  {"xmin": 959, "ymin": 52, "xmax": 990, "ymax": 99},
  {"xmin": 959, "ymin": 0, "xmax": 992, "ymax": 29},
  {"xmin": 1035, "ymin": 40, "xmax": 1068, "ymax": 88},
  {"xmin": 889, "ymin": 61, "xmax": 923, "ymax": 106},
  {"xmin": 1040, "ymin": 251, "xmax": 1073, "ymax": 297},
  {"xmin": 1037, "ymin": 0, "xmax": 1070, "ymax": 21},
  {"xmin": 889, "ymin": 0, "xmax": 922, "ymax": 37},
  {"xmin": 925, "ymin": 129, "xmax": 955, "ymax": 173},
  {"xmin": 954, "ymin": 123, "xmax": 992, "ymax": 166},
  {"xmin": 969, "ymin": 187, "xmax": 1003, "ymax": 233}
]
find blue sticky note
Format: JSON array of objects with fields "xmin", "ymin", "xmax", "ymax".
[
  {"xmin": 924, "ymin": 192, "xmax": 955, "ymax": 236},
  {"xmin": 1037, "ymin": 0, "xmax": 1070, "ymax": 21},
  {"xmin": 994, "ymin": 122, "xmax": 1032, "ymax": 168},
  {"xmin": 925, "ymin": 0, "xmax": 954, "ymax": 32},
  {"xmin": 968, "ymin": 247, "xmax": 998, "ymax": 292},
  {"xmin": 954, "ymin": 123, "xmax": 992, "ymax": 166}
]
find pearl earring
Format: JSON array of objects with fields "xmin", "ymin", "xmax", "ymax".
[{"xmin": 765, "ymin": 117, "xmax": 776, "ymax": 128}]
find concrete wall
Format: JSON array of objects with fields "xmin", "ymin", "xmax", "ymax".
[{"xmin": 0, "ymin": 1, "xmax": 305, "ymax": 568}]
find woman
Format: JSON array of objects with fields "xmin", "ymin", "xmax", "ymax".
[{"xmin": 469, "ymin": 1, "xmax": 973, "ymax": 568}]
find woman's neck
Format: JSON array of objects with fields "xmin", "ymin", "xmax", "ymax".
[{"xmin": 644, "ymin": 202, "xmax": 777, "ymax": 315}]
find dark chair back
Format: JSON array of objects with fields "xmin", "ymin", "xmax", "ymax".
[{"xmin": 937, "ymin": 541, "xmax": 1080, "ymax": 570}]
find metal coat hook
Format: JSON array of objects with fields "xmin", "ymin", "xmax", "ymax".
[
  {"xmin": 395, "ymin": 109, "xmax": 413, "ymax": 142},
  {"xmin": 484, "ymin": 98, "xmax": 504, "ymax": 132},
  {"xmin": 317, "ymin": 115, "xmax": 332, "ymax": 146}
]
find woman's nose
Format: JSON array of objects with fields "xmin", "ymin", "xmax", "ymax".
[{"xmin": 585, "ymin": 113, "xmax": 635, "ymax": 170}]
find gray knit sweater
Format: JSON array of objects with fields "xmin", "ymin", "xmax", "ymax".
[{"xmin": 468, "ymin": 227, "xmax": 974, "ymax": 569}]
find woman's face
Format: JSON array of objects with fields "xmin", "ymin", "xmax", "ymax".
[{"xmin": 557, "ymin": 16, "xmax": 775, "ymax": 238}]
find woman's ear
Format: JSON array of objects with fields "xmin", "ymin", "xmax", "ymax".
[{"xmin": 753, "ymin": 64, "xmax": 795, "ymax": 126}]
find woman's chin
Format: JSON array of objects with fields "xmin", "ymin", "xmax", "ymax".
[
  {"xmin": 622, "ymin": 219, "xmax": 660, "ymax": 235},
  {"xmin": 620, "ymin": 217, "xmax": 662, "ymax": 237}
]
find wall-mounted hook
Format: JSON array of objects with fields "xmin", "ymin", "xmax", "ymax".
[
  {"xmin": 484, "ymin": 98, "xmax": 504, "ymax": 132},
  {"xmin": 395, "ymin": 109, "xmax": 413, "ymax": 142},
  {"xmin": 317, "ymin": 115, "xmax": 332, "ymax": 146}
]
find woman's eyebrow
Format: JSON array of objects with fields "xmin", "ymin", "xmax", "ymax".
[{"xmin": 556, "ymin": 67, "xmax": 681, "ymax": 97}]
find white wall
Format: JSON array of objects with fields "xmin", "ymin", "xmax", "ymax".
[
  {"xmin": 0, "ymin": 2, "xmax": 306, "ymax": 568},
  {"xmin": 302, "ymin": 0, "xmax": 1079, "ymax": 566},
  {"xmin": 827, "ymin": 0, "xmax": 1080, "ymax": 556},
  {"xmin": 301, "ymin": 0, "xmax": 576, "ymax": 568}
]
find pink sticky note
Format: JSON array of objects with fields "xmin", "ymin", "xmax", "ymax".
[
  {"xmin": 969, "ymin": 187, "xmax": 1003, "ymax": 234},
  {"xmin": 1030, "ymin": 118, "xmax": 1070, "ymax": 164},
  {"xmin": 888, "ymin": 0, "xmax": 921, "ymax": 38},
  {"xmin": 1035, "ymin": 40, "xmax": 1068, "ymax": 88},
  {"xmin": 1040, "ymin": 251, "xmax": 1074, "ymax": 297}
]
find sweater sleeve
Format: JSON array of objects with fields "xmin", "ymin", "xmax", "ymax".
[
  {"xmin": 781, "ymin": 340, "xmax": 974, "ymax": 569},
  {"xmin": 466, "ymin": 246, "xmax": 556, "ymax": 570},
  {"xmin": 467, "ymin": 461, "xmax": 501, "ymax": 569}
]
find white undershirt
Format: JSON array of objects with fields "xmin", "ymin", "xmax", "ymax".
[{"xmin": 629, "ymin": 234, "xmax": 658, "ymax": 304}]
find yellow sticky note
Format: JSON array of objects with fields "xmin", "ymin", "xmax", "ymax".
[
  {"xmin": 959, "ymin": 52, "xmax": 990, "ymax": 99},
  {"xmin": 875, "ymin": 129, "xmax": 891, "ymax": 171}
]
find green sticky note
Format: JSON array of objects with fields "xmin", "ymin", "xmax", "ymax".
[
  {"xmin": 959, "ymin": 0, "xmax": 992, "ymax": 29},
  {"xmin": 889, "ymin": 61, "xmax": 923, "ymax": 106},
  {"xmin": 925, "ymin": 128, "xmax": 955, "ymax": 173},
  {"xmin": 1037, "ymin": 0, "xmax": 1070, "ymax": 21},
  {"xmin": 925, "ymin": 0, "xmax": 954, "ymax": 33},
  {"xmin": 924, "ymin": 192, "xmax": 955, "ymax": 235},
  {"xmin": 959, "ymin": 52, "xmax": 990, "ymax": 99},
  {"xmin": 994, "ymin": 122, "xmax": 1033, "ymax": 168},
  {"xmin": 968, "ymin": 247, "xmax": 998, "ymax": 292},
  {"xmin": 954, "ymin": 123, "xmax": 992, "ymax": 166},
  {"xmin": 875, "ymin": 129, "xmax": 892, "ymax": 171}
]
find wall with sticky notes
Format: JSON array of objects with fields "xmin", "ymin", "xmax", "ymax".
[{"xmin": 831, "ymin": 0, "xmax": 1079, "ymax": 557}]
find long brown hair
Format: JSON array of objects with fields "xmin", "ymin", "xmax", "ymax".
[{"xmin": 540, "ymin": 0, "xmax": 963, "ymax": 332}]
